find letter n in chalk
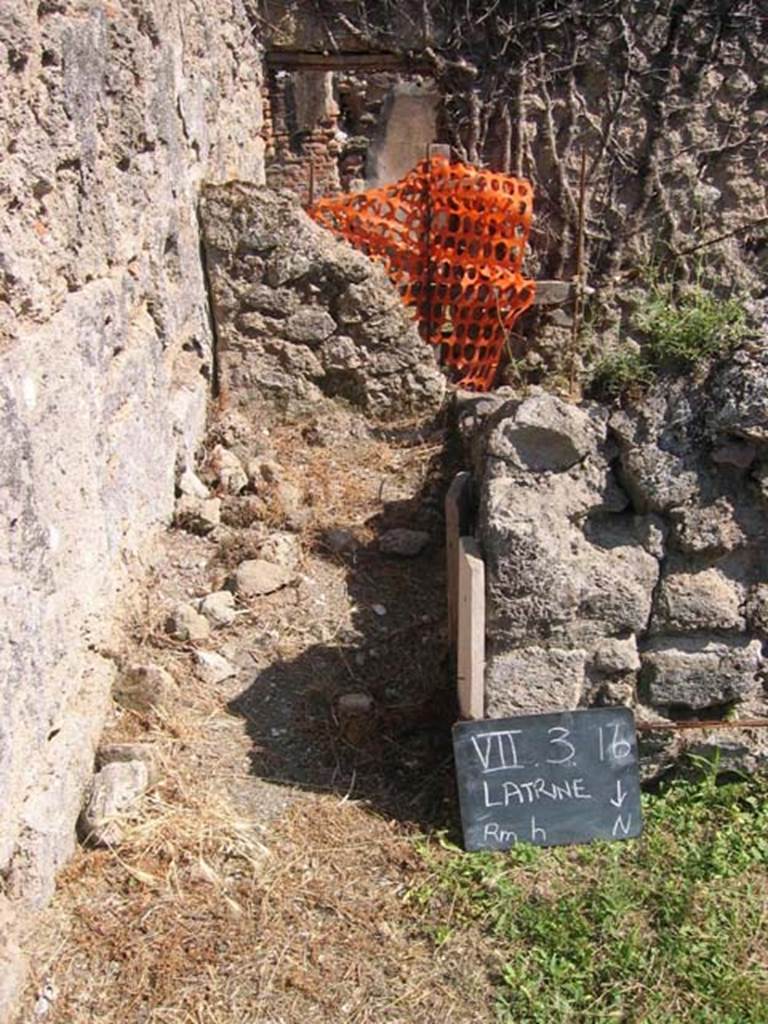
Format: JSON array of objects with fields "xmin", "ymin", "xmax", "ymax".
[{"xmin": 530, "ymin": 816, "xmax": 546, "ymax": 843}]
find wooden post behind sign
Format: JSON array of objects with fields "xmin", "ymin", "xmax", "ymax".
[
  {"xmin": 445, "ymin": 471, "xmax": 472, "ymax": 651},
  {"xmin": 457, "ymin": 536, "xmax": 484, "ymax": 720}
]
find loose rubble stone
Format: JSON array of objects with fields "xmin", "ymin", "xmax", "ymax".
[
  {"xmin": 79, "ymin": 761, "xmax": 149, "ymax": 847},
  {"xmin": 273, "ymin": 479, "xmax": 310, "ymax": 531},
  {"xmin": 233, "ymin": 558, "xmax": 293, "ymax": 597},
  {"xmin": 113, "ymin": 663, "xmax": 178, "ymax": 713},
  {"xmin": 174, "ymin": 494, "xmax": 221, "ymax": 534},
  {"xmin": 178, "ymin": 467, "xmax": 210, "ymax": 499},
  {"xmin": 96, "ymin": 743, "xmax": 159, "ymax": 785},
  {"xmin": 194, "ymin": 650, "xmax": 237, "ymax": 685},
  {"xmin": 166, "ymin": 603, "xmax": 211, "ymax": 642},
  {"xmin": 652, "ymin": 568, "xmax": 745, "ymax": 633},
  {"xmin": 642, "ymin": 638, "xmax": 762, "ymax": 708},
  {"xmin": 260, "ymin": 531, "xmax": 302, "ymax": 569},
  {"xmin": 198, "ymin": 590, "xmax": 237, "ymax": 627},
  {"xmin": 337, "ymin": 692, "xmax": 376, "ymax": 744},
  {"xmin": 325, "ymin": 528, "xmax": 359, "ymax": 553},
  {"xmin": 379, "ymin": 528, "xmax": 430, "ymax": 557},
  {"xmin": 247, "ymin": 457, "xmax": 285, "ymax": 490},
  {"xmin": 209, "ymin": 445, "xmax": 248, "ymax": 495}
]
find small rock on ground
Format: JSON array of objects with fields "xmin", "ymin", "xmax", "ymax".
[
  {"xmin": 379, "ymin": 528, "xmax": 430, "ymax": 557},
  {"xmin": 259, "ymin": 531, "xmax": 301, "ymax": 569},
  {"xmin": 232, "ymin": 558, "xmax": 293, "ymax": 597},
  {"xmin": 174, "ymin": 494, "xmax": 221, "ymax": 534},
  {"xmin": 96, "ymin": 743, "xmax": 159, "ymax": 784},
  {"xmin": 198, "ymin": 590, "xmax": 237, "ymax": 627},
  {"xmin": 113, "ymin": 663, "xmax": 178, "ymax": 713},
  {"xmin": 166, "ymin": 603, "xmax": 211, "ymax": 641},
  {"xmin": 178, "ymin": 467, "xmax": 210, "ymax": 499},
  {"xmin": 210, "ymin": 444, "xmax": 249, "ymax": 495},
  {"xmin": 195, "ymin": 650, "xmax": 237, "ymax": 685},
  {"xmin": 79, "ymin": 761, "xmax": 150, "ymax": 847},
  {"xmin": 337, "ymin": 692, "xmax": 376, "ymax": 744},
  {"xmin": 325, "ymin": 528, "xmax": 359, "ymax": 554}
]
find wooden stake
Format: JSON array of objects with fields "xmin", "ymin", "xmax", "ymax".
[
  {"xmin": 445, "ymin": 471, "xmax": 472, "ymax": 651},
  {"xmin": 457, "ymin": 537, "xmax": 485, "ymax": 721}
]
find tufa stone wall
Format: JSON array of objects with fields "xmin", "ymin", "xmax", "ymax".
[
  {"xmin": 200, "ymin": 183, "xmax": 446, "ymax": 418},
  {"xmin": 0, "ymin": 0, "xmax": 263, "ymax": 1000},
  {"xmin": 463, "ymin": 341, "xmax": 768, "ymax": 775}
]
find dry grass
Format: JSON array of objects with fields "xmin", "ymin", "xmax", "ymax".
[{"xmin": 26, "ymin": 774, "xmax": 493, "ymax": 1024}]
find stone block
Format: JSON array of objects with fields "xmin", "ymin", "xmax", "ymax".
[
  {"xmin": 591, "ymin": 637, "xmax": 641, "ymax": 674},
  {"xmin": 670, "ymin": 499, "xmax": 746, "ymax": 555},
  {"xmin": 652, "ymin": 568, "xmax": 745, "ymax": 633},
  {"xmin": 283, "ymin": 306, "xmax": 337, "ymax": 345},
  {"xmin": 641, "ymin": 637, "xmax": 762, "ymax": 709},
  {"xmin": 487, "ymin": 394, "xmax": 605, "ymax": 472},
  {"xmin": 486, "ymin": 646, "xmax": 586, "ymax": 717}
]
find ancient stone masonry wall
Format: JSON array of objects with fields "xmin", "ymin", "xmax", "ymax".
[
  {"xmin": 0, "ymin": 0, "xmax": 263, "ymax": 993},
  {"xmin": 200, "ymin": 183, "xmax": 445, "ymax": 418},
  {"xmin": 464, "ymin": 342, "xmax": 768, "ymax": 776}
]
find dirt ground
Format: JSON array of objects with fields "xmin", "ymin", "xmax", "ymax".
[{"xmin": 17, "ymin": 399, "xmax": 497, "ymax": 1024}]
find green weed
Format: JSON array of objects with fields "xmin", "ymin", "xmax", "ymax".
[
  {"xmin": 589, "ymin": 277, "xmax": 749, "ymax": 400},
  {"xmin": 412, "ymin": 769, "xmax": 768, "ymax": 1024},
  {"xmin": 591, "ymin": 348, "xmax": 654, "ymax": 398},
  {"xmin": 636, "ymin": 283, "xmax": 748, "ymax": 369}
]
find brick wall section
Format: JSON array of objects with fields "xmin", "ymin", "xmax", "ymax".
[{"xmin": 262, "ymin": 71, "xmax": 341, "ymax": 203}]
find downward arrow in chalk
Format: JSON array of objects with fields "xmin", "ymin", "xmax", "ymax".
[{"xmin": 610, "ymin": 780, "xmax": 627, "ymax": 808}]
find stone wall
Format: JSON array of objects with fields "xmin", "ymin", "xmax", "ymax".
[
  {"xmin": 200, "ymin": 183, "xmax": 445, "ymax": 418},
  {"xmin": 465, "ymin": 343, "xmax": 768, "ymax": 775},
  {"xmin": 0, "ymin": 0, "xmax": 263, "ymax": 1003}
]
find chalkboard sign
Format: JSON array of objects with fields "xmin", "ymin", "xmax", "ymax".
[{"xmin": 453, "ymin": 707, "xmax": 642, "ymax": 851}]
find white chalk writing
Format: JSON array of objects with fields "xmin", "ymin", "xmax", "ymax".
[{"xmin": 470, "ymin": 730, "xmax": 524, "ymax": 773}]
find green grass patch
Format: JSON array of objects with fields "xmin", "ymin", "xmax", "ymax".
[
  {"xmin": 590, "ymin": 281, "xmax": 749, "ymax": 399},
  {"xmin": 636, "ymin": 284, "xmax": 748, "ymax": 369},
  {"xmin": 411, "ymin": 769, "xmax": 768, "ymax": 1023}
]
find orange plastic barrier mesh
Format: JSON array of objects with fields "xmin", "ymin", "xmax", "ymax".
[{"xmin": 310, "ymin": 156, "xmax": 535, "ymax": 391}]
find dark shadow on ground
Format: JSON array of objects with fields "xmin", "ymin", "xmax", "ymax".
[{"xmin": 227, "ymin": 419, "xmax": 466, "ymax": 834}]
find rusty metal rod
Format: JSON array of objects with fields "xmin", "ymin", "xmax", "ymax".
[{"xmin": 635, "ymin": 718, "xmax": 768, "ymax": 732}]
